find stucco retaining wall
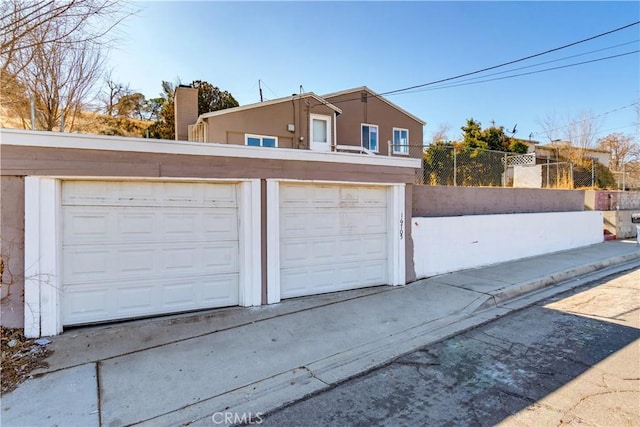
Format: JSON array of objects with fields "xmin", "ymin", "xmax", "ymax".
[
  {"xmin": 412, "ymin": 185, "xmax": 584, "ymax": 217},
  {"xmin": 412, "ymin": 211, "xmax": 603, "ymax": 278}
]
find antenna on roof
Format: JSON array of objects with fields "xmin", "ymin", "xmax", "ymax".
[{"xmin": 258, "ymin": 79, "xmax": 263, "ymax": 102}]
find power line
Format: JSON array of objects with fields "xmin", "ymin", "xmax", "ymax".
[
  {"xmin": 535, "ymin": 102, "xmax": 639, "ymax": 136},
  {"xmin": 420, "ymin": 39, "xmax": 639, "ymax": 87},
  {"xmin": 398, "ymin": 50, "xmax": 639, "ymax": 94},
  {"xmin": 260, "ymin": 80, "xmax": 280, "ymax": 99},
  {"xmin": 593, "ymin": 122, "xmax": 639, "ymax": 137},
  {"xmin": 323, "ymin": 21, "xmax": 640, "ymax": 107},
  {"xmin": 380, "ymin": 21, "xmax": 639, "ymax": 97}
]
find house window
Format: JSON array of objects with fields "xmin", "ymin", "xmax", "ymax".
[
  {"xmin": 245, "ymin": 134, "xmax": 277, "ymax": 148},
  {"xmin": 361, "ymin": 124, "xmax": 378, "ymax": 152},
  {"xmin": 393, "ymin": 128, "xmax": 409, "ymax": 154},
  {"xmin": 309, "ymin": 114, "xmax": 331, "ymax": 152},
  {"xmin": 312, "ymin": 119, "xmax": 327, "ymax": 143}
]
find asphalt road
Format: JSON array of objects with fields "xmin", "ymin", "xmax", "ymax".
[{"xmin": 261, "ymin": 267, "xmax": 640, "ymax": 427}]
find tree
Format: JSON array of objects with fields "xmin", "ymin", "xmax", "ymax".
[
  {"xmin": 538, "ymin": 110, "xmax": 601, "ymax": 162},
  {"xmin": 597, "ymin": 133, "xmax": 640, "ymax": 172},
  {"xmin": 116, "ymin": 92, "xmax": 147, "ymax": 119},
  {"xmin": 429, "ymin": 123, "xmax": 450, "ymax": 145},
  {"xmin": 9, "ymin": 24, "xmax": 104, "ymax": 131},
  {"xmin": 0, "ymin": 0, "xmax": 129, "ymax": 74},
  {"xmin": 145, "ymin": 79, "xmax": 239, "ymax": 140},
  {"xmin": 145, "ymin": 81, "xmax": 175, "ymax": 139},
  {"xmin": 460, "ymin": 118, "xmax": 524, "ymax": 152},
  {"xmin": 145, "ymin": 97, "xmax": 164, "ymax": 122},
  {"xmin": 1, "ymin": 0, "xmax": 131, "ymax": 130},
  {"xmin": 0, "ymin": 69, "xmax": 30, "ymax": 128},
  {"xmin": 191, "ymin": 80, "xmax": 239, "ymax": 115},
  {"xmin": 101, "ymin": 74, "xmax": 131, "ymax": 116}
]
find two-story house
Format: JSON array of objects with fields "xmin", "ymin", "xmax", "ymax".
[{"xmin": 175, "ymin": 86, "xmax": 425, "ymax": 158}]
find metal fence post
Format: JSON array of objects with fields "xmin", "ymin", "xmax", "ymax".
[
  {"xmin": 503, "ymin": 152, "xmax": 507, "ymax": 187},
  {"xmin": 570, "ymin": 162, "xmax": 574, "ymax": 188},
  {"xmin": 546, "ymin": 157, "xmax": 550, "ymax": 188},
  {"xmin": 591, "ymin": 159, "xmax": 595, "ymax": 188},
  {"xmin": 453, "ymin": 147, "xmax": 457, "ymax": 187}
]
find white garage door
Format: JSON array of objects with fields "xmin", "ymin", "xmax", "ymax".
[
  {"xmin": 279, "ymin": 183, "xmax": 388, "ymax": 298},
  {"xmin": 61, "ymin": 181, "xmax": 240, "ymax": 325}
]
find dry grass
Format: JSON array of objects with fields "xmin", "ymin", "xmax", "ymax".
[
  {"xmin": 1, "ymin": 327, "xmax": 52, "ymax": 394},
  {"xmin": 0, "ymin": 109, "xmax": 152, "ymax": 138}
]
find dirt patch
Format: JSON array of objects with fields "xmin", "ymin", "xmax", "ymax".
[{"xmin": 1, "ymin": 327, "xmax": 52, "ymax": 394}]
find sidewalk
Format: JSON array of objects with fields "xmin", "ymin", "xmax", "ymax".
[{"xmin": 3, "ymin": 240, "xmax": 640, "ymax": 427}]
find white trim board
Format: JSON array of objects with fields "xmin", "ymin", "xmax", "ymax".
[{"xmin": 2, "ymin": 129, "xmax": 420, "ymax": 169}]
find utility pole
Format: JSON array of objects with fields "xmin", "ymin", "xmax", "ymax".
[{"xmin": 258, "ymin": 79, "xmax": 263, "ymax": 102}]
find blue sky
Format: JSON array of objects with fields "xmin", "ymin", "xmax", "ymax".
[{"xmin": 109, "ymin": 1, "xmax": 640, "ymax": 144}]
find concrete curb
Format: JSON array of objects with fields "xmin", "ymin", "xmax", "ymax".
[{"xmin": 476, "ymin": 250, "xmax": 640, "ymax": 311}]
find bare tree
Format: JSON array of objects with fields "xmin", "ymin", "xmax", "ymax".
[
  {"xmin": 564, "ymin": 110, "xmax": 600, "ymax": 152},
  {"xmin": 598, "ymin": 133, "xmax": 640, "ymax": 172},
  {"xmin": 101, "ymin": 72, "xmax": 131, "ymax": 116},
  {"xmin": 537, "ymin": 110, "xmax": 601, "ymax": 163},
  {"xmin": 9, "ymin": 23, "xmax": 104, "ymax": 131},
  {"xmin": 429, "ymin": 123, "xmax": 451, "ymax": 145},
  {"xmin": 1, "ymin": 0, "xmax": 132, "ymax": 130},
  {"xmin": 0, "ymin": 0, "xmax": 130, "ymax": 74}
]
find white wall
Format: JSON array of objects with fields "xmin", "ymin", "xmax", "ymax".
[
  {"xmin": 513, "ymin": 165, "xmax": 542, "ymax": 188},
  {"xmin": 412, "ymin": 211, "xmax": 604, "ymax": 278}
]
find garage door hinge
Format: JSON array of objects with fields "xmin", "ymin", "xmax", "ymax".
[{"xmin": 399, "ymin": 214, "xmax": 404, "ymax": 240}]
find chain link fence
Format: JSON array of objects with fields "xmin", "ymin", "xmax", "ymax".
[{"xmin": 415, "ymin": 144, "xmax": 616, "ymax": 189}]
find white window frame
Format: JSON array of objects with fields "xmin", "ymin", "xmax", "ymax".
[
  {"xmin": 245, "ymin": 134, "xmax": 278, "ymax": 148},
  {"xmin": 392, "ymin": 128, "xmax": 409, "ymax": 155},
  {"xmin": 309, "ymin": 114, "xmax": 332, "ymax": 152},
  {"xmin": 361, "ymin": 123, "xmax": 379, "ymax": 153}
]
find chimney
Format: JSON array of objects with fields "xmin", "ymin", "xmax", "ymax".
[{"xmin": 174, "ymin": 85, "xmax": 199, "ymax": 141}]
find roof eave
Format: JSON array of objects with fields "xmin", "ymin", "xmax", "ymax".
[{"xmin": 323, "ymin": 86, "xmax": 426, "ymax": 125}]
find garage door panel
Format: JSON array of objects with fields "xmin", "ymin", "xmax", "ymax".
[
  {"xmin": 62, "ymin": 210, "xmax": 112, "ymax": 240},
  {"xmin": 118, "ymin": 248, "xmax": 156, "ymax": 273},
  {"xmin": 64, "ymin": 207, "xmax": 238, "ymax": 244},
  {"xmin": 280, "ymin": 210, "xmax": 339, "ymax": 237},
  {"xmin": 203, "ymin": 211, "xmax": 238, "ymax": 239},
  {"xmin": 64, "ymin": 289, "xmax": 109, "ymax": 319},
  {"xmin": 117, "ymin": 284, "xmax": 157, "ymax": 311},
  {"xmin": 162, "ymin": 247, "xmax": 200, "ymax": 271},
  {"xmin": 63, "ymin": 243, "xmax": 239, "ymax": 284},
  {"xmin": 63, "ymin": 274, "xmax": 239, "ymax": 324},
  {"xmin": 202, "ymin": 243, "xmax": 240, "ymax": 270},
  {"xmin": 359, "ymin": 235, "xmax": 387, "ymax": 257},
  {"xmin": 62, "ymin": 181, "xmax": 241, "ymax": 325},
  {"xmin": 280, "ymin": 234, "xmax": 386, "ymax": 269},
  {"xmin": 280, "ymin": 208, "xmax": 387, "ymax": 238},
  {"xmin": 357, "ymin": 187, "xmax": 388, "ymax": 205},
  {"xmin": 63, "ymin": 248, "xmax": 111, "ymax": 279},
  {"xmin": 200, "ymin": 274, "xmax": 240, "ymax": 303},
  {"xmin": 63, "ymin": 181, "xmax": 239, "ymax": 208},
  {"xmin": 280, "ymin": 261, "xmax": 388, "ymax": 299},
  {"xmin": 163, "ymin": 213, "xmax": 197, "ymax": 235}
]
